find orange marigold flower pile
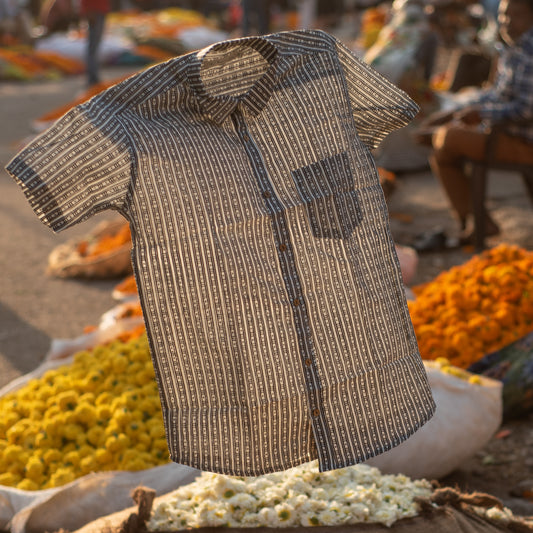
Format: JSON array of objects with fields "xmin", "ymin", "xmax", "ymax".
[
  {"xmin": 408, "ymin": 244, "xmax": 533, "ymax": 368},
  {"xmin": 114, "ymin": 274, "xmax": 138, "ymax": 298},
  {"xmin": 76, "ymin": 223, "xmax": 131, "ymax": 258}
]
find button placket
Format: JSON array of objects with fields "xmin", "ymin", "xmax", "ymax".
[{"xmin": 231, "ymin": 111, "xmax": 331, "ymax": 462}]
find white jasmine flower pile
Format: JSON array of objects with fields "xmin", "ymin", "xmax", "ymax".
[{"xmin": 149, "ymin": 461, "xmax": 433, "ymax": 530}]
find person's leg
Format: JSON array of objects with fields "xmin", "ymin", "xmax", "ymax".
[
  {"xmin": 86, "ymin": 12, "xmax": 106, "ymax": 87},
  {"xmin": 429, "ymin": 122, "xmax": 500, "ymax": 237},
  {"xmin": 256, "ymin": 0, "xmax": 270, "ymax": 34},
  {"xmin": 241, "ymin": 0, "xmax": 269, "ymax": 35},
  {"xmin": 241, "ymin": 0, "xmax": 251, "ymax": 35},
  {"xmin": 298, "ymin": 0, "xmax": 317, "ymax": 29}
]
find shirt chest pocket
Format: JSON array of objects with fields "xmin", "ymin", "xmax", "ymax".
[{"xmin": 291, "ymin": 152, "xmax": 363, "ymax": 240}]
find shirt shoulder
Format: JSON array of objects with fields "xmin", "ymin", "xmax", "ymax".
[
  {"xmin": 267, "ymin": 29, "xmax": 338, "ymax": 56},
  {"xmin": 275, "ymin": 29, "xmax": 376, "ymax": 77}
]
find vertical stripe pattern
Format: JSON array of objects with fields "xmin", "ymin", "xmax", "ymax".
[{"xmin": 6, "ymin": 29, "xmax": 435, "ymax": 475}]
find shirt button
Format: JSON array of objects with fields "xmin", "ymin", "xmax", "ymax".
[
  {"xmin": 293, "ymin": 298, "xmax": 301, "ymax": 307},
  {"xmin": 243, "ymin": 134, "xmax": 250, "ymax": 142},
  {"xmin": 304, "ymin": 358, "xmax": 312, "ymax": 367},
  {"xmin": 279, "ymin": 243, "xmax": 287, "ymax": 252},
  {"xmin": 312, "ymin": 408, "xmax": 320, "ymax": 417},
  {"xmin": 262, "ymin": 190, "xmax": 271, "ymax": 199}
]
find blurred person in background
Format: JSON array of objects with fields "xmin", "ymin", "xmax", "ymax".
[
  {"xmin": 0, "ymin": 0, "xmax": 33, "ymax": 44},
  {"xmin": 414, "ymin": 0, "xmax": 533, "ymax": 250},
  {"xmin": 296, "ymin": 0, "xmax": 317, "ymax": 29},
  {"xmin": 241, "ymin": 0, "xmax": 270, "ymax": 35},
  {"xmin": 364, "ymin": 0, "xmax": 440, "ymax": 172},
  {"xmin": 39, "ymin": 0, "xmax": 75, "ymax": 34},
  {"xmin": 364, "ymin": 0, "xmax": 438, "ymax": 96},
  {"xmin": 81, "ymin": 0, "xmax": 111, "ymax": 87}
]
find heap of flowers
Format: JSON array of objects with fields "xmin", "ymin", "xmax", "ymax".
[
  {"xmin": 409, "ymin": 244, "xmax": 533, "ymax": 368},
  {"xmin": 0, "ymin": 333, "xmax": 167, "ymax": 490},
  {"xmin": 1, "ymin": 7, "xmax": 216, "ymax": 82},
  {"xmin": 106, "ymin": 7, "xmax": 209, "ymax": 44},
  {"xmin": 430, "ymin": 357, "xmax": 483, "ymax": 385},
  {"xmin": 149, "ymin": 460, "xmax": 433, "ymax": 530},
  {"xmin": 46, "ymin": 219, "xmax": 134, "ymax": 279},
  {"xmin": 2, "ymin": 243, "xmax": 531, "ymax": 492},
  {"xmin": 0, "ymin": 47, "xmax": 85, "ymax": 81},
  {"xmin": 113, "ymin": 274, "xmax": 139, "ymax": 300},
  {"xmin": 76, "ymin": 221, "xmax": 131, "ymax": 259}
]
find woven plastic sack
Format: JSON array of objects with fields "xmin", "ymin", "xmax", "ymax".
[
  {"xmin": 365, "ymin": 362, "xmax": 502, "ymax": 480},
  {"xmin": 2, "ymin": 464, "xmax": 199, "ymax": 533}
]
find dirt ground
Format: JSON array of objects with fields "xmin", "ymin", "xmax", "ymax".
[{"xmin": 1, "ymin": 65, "xmax": 532, "ymax": 530}]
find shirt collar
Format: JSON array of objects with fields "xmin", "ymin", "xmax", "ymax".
[{"xmin": 187, "ymin": 36, "xmax": 279, "ymax": 124}]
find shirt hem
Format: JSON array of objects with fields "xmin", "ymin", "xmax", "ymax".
[{"xmin": 163, "ymin": 350, "xmax": 435, "ymax": 476}]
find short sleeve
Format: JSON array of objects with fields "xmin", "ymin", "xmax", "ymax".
[
  {"xmin": 334, "ymin": 37, "xmax": 420, "ymax": 149},
  {"xmin": 5, "ymin": 99, "xmax": 132, "ymax": 233}
]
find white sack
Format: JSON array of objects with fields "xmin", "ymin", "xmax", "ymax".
[
  {"xmin": 6, "ymin": 463, "xmax": 199, "ymax": 533},
  {"xmin": 45, "ymin": 300, "xmax": 143, "ymax": 361},
  {"xmin": 365, "ymin": 362, "xmax": 502, "ymax": 479}
]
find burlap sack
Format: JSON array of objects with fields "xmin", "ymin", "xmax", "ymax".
[{"xmin": 73, "ymin": 486, "xmax": 533, "ymax": 533}]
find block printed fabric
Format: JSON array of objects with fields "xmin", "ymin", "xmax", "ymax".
[{"xmin": 7, "ymin": 30, "xmax": 435, "ymax": 475}]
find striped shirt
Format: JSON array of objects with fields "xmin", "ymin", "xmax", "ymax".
[{"xmin": 6, "ymin": 30, "xmax": 435, "ymax": 476}]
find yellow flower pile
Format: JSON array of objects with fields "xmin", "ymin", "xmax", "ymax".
[
  {"xmin": 0, "ymin": 334, "xmax": 169, "ymax": 491},
  {"xmin": 409, "ymin": 244, "xmax": 533, "ymax": 368}
]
